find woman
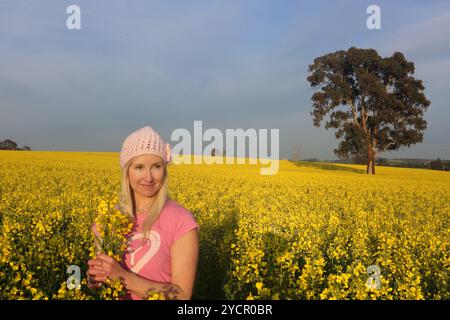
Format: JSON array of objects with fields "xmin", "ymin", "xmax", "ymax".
[{"xmin": 87, "ymin": 126, "xmax": 199, "ymax": 300}]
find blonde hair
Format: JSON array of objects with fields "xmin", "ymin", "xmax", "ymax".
[{"xmin": 118, "ymin": 158, "xmax": 169, "ymax": 239}]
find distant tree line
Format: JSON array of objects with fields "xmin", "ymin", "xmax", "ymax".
[
  {"xmin": 427, "ymin": 159, "xmax": 450, "ymax": 171},
  {"xmin": 355, "ymin": 156, "xmax": 449, "ymax": 171},
  {"xmin": 300, "ymin": 156, "xmax": 449, "ymax": 171},
  {"xmin": 0, "ymin": 139, "xmax": 31, "ymax": 151}
]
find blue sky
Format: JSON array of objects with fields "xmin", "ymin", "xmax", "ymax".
[{"xmin": 1, "ymin": 0, "xmax": 449, "ymax": 159}]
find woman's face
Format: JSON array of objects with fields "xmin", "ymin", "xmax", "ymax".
[{"xmin": 128, "ymin": 154, "xmax": 165, "ymax": 198}]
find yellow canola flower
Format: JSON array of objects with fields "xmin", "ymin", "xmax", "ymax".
[{"xmin": 0, "ymin": 151, "xmax": 449, "ymax": 300}]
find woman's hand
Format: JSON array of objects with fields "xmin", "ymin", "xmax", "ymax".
[
  {"xmin": 87, "ymin": 254, "xmax": 129, "ymax": 290},
  {"xmin": 87, "ymin": 257, "xmax": 108, "ymax": 289},
  {"xmin": 94, "ymin": 253, "xmax": 128, "ymax": 282}
]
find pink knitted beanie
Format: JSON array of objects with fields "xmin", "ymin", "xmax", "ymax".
[{"xmin": 120, "ymin": 126, "xmax": 172, "ymax": 169}]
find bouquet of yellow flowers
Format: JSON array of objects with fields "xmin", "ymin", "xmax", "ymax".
[{"xmin": 89, "ymin": 198, "xmax": 133, "ymax": 300}]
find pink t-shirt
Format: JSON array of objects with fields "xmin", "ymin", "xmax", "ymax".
[{"xmin": 92, "ymin": 199, "xmax": 199, "ymax": 300}]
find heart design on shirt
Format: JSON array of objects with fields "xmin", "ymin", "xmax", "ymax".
[{"xmin": 126, "ymin": 231, "xmax": 161, "ymax": 274}]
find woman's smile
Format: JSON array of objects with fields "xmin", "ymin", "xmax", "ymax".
[{"xmin": 141, "ymin": 183, "xmax": 155, "ymax": 187}]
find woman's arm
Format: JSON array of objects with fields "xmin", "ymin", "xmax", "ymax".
[{"xmin": 122, "ymin": 228, "xmax": 199, "ymax": 299}]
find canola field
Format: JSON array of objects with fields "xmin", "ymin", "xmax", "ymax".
[{"xmin": 0, "ymin": 150, "xmax": 449, "ymax": 300}]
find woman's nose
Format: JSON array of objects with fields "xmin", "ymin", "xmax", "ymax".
[{"xmin": 143, "ymin": 169, "xmax": 154, "ymax": 182}]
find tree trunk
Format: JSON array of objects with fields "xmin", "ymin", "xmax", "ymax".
[
  {"xmin": 366, "ymin": 157, "xmax": 376, "ymax": 174},
  {"xmin": 366, "ymin": 142, "xmax": 376, "ymax": 175}
]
